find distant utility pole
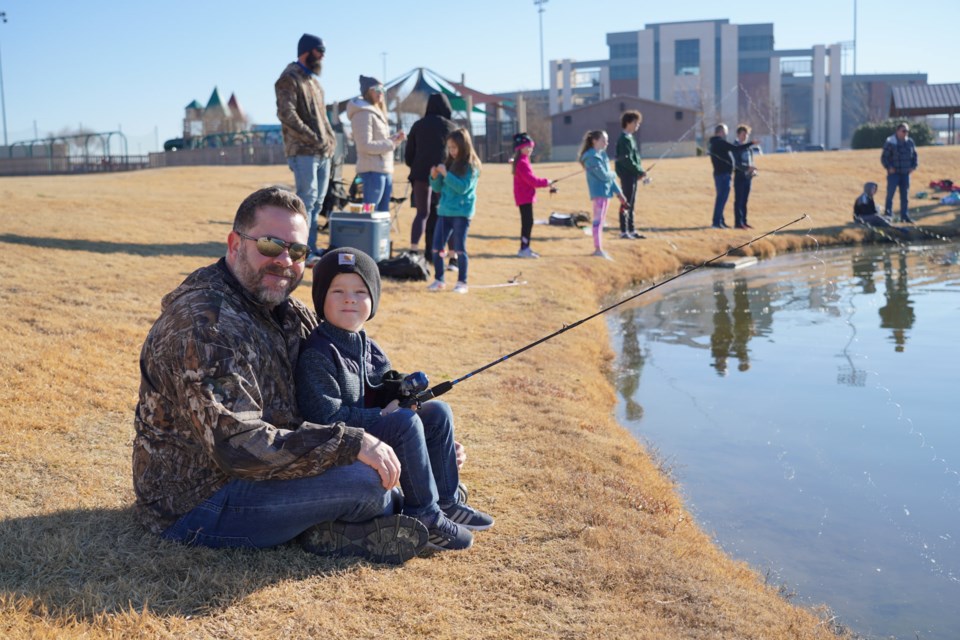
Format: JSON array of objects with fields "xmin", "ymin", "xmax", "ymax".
[
  {"xmin": 0, "ymin": 10, "xmax": 8, "ymax": 147},
  {"xmin": 852, "ymin": 0, "xmax": 857, "ymax": 75},
  {"xmin": 381, "ymin": 52, "xmax": 387, "ymax": 83},
  {"xmin": 534, "ymin": 0, "xmax": 548, "ymax": 91}
]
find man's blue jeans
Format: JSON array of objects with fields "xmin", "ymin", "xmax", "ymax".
[
  {"xmin": 161, "ymin": 462, "xmax": 391, "ymax": 549},
  {"xmin": 359, "ymin": 171, "xmax": 393, "ymax": 212},
  {"xmin": 885, "ymin": 172, "xmax": 911, "ymax": 218},
  {"xmin": 287, "ymin": 155, "xmax": 332, "ymax": 254},
  {"xmin": 365, "ymin": 400, "xmax": 459, "ymax": 521},
  {"xmin": 713, "ymin": 173, "xmax": 731, "ymax": 226},
  {"xmin": 432, "ymin": 216, "xmax": 471, "ymax": 283}
]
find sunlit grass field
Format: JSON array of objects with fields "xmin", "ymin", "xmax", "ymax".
[{"xmin": 1, "ymin": 147, "xmax": 957, "ymax": 639}]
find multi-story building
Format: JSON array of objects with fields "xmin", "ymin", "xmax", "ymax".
[{"xmin": 549, "ymin": 19, "xmax": 926, "ymax": 149}]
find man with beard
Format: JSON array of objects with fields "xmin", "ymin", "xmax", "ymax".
[
  {"xmin": 132, "ymin": 187, "xmax": 428, "ymax": 564},
  {"xmin": 275, "ymin": 34, "xmax": 337, "ymax": 266}
]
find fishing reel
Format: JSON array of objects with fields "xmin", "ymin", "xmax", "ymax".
[{"xmin": 370, "ymin": 370, "xmax": 430, "ymax": 409}]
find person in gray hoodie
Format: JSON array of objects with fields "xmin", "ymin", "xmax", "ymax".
[{"xmin": 347, "ymin": 75, "xmax": 405, "ymax": 212}]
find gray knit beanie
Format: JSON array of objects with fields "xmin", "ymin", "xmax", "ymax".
[{"xmin": 359, "ymin": 75, "xmax": 382, "ymax": 96}]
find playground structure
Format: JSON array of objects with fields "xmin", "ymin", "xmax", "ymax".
[{"xmin": 0, "ymin": 130, "xmax": 149, "ymax": 176}]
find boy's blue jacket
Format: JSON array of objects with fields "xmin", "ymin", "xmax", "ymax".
[
  {"xmin": 429, "ymin": 166, "xmax": 479, "ymax": 217},
  {"xmin": 581, "ymin": 148, "xmax": 623, "ymax": 199}
]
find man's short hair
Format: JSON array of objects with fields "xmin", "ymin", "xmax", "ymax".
[
  {"xmin": 715, "ymin": 123, "xmax": 728, "ymax": 135},
  {"xmin": 898, "ymin": 122, "xmax": 910, "ymax": 132},
  {"xmin": 233, "ymin": 187, "xmax": 307, "ymax": 232},
  {"xmin": 736, "ymin": 124, "xmax": 751, "ymax": 135},
  {"xmin": 621, "ymin": 110, "xmax": 642, "ymax": 129}
]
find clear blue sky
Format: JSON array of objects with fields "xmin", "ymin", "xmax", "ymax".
[{"xmin": 0, "ymin": 0, "xmax": 954, "ymax": 152}]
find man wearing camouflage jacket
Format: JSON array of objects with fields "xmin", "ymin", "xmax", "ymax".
[
  {"xmin": 132, "ymin": 187, "xmax": 427, "ymax": 563},
  {"xmin": 275, "ymin": 33, "xmax": 337, "ymax": 264}
]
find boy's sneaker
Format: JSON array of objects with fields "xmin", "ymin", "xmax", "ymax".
[
  {"xmin": 446, "ymin": 258, "xmax": 459, "ymax": 272},
  {"xmin": 422, "ymin": 512, "xmax": 473, "ymax": 551},
  {"xmin": 517, "ymin": 247, "xmax": 540, "ymax": 258},
  {"xmin": 427, "ymin": 280, "xmax": 445, "ymax": 292},
  {"xmin": 453, "ymin": 281, "xmax": 469, "ymax": 294},
  {"xmin": 442, "ymin": 501, "xmax": 495, "ymax": 531},
  {"xmin": 619, "ymin": 231, "xmax": 631, "ymax": 239},
  {"xmin": 628, "ymin": 231, "xmax": 646, "ymax": 239},
  {"xmin": 297, "ymin": 514, "xmax": 428, "ymax": 564}
]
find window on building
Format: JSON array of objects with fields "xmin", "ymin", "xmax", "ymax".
[
  {"xmin": 563, "ymin": 115, "xmax": 572, "ymax": 124},
  {"xmin": 675, "ymin": 39, "xmax": 700, "ymax": 76},
  {"xmin": 610, "ymin": 42, "xmax": 638, "ymax": 59},
  {"xmin": 739, "ymin": 58, "xmax": 771, "ymax": 74},
  {"xmin": 611, "ymin": 64, "xmax": 638, "ymax": 80},
  {"xmin": 675, "ymin": 111, "xmax": 684, "ymax": 121},
  {"xmin": 738, "ymin": 35, "xmax": 773, "ymax": 52}
]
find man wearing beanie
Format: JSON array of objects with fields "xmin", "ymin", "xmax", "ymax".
[
  {"xmin": 276, "ymin": 33, "xmax": 337, "ymax": 266},
  {"xmin": 297, "ymin": 247, "xmax": 495, "ymax": 552}
]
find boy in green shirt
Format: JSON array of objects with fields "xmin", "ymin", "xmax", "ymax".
[{"xmin": 614, "ymin": 110, "xmax": 647, "ymax": 239}]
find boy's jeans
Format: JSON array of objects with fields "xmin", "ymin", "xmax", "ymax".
[
  {"xmin": 365, "ymin": 400, "xmax": 459, "ymax": 521},
  {"xmin": 162, "ymin": 462, "xmax": 391, "ymax": 548}
]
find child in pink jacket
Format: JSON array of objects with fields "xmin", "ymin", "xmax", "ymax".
[{"xmin": 512, "ymin": 133, "xmax": 556, "ymax": 258}]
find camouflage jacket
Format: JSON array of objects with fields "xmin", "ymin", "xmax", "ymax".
[
  {"xmin": 275, "ymin": 62, "xmax": 336, "ymax": 159},
  {"xmin": 132, "ymin": 259, "xmax": 364, "ymax": 535}
]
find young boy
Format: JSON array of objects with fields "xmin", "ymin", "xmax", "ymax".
[
  {"xmin": 853, "ymin": 181, "xmax": 895, "ymax": 228},
  {"xmin": 296, "ymin": 247, "xmax": 493, "ymax": 552},
  {"xmin": 614, "ymin": 110, "xmax": 647, "ymax": 239}
]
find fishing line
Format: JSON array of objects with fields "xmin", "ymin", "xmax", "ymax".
[{"xmin": 408, "ymin": 215, "xmax": 808, "ymax": 405}]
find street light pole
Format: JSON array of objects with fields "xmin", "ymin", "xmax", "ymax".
[
  {"xmin": 534, "ymin": 0, "xmax": 548, "ymax": 92},
  {"xmin": 0, "ymin": 11, "xmax": 8, "ymax": 148}
]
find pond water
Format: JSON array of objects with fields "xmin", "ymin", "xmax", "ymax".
[{"xmin": 608, "ymin": 242, "xmax": 959, "ymax": 640}]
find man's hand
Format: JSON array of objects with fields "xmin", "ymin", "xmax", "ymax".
[
  {"xmin": 454, "ymin": 441, "xmax": 466, "ymax": 469},
  {"xmin": 357, "ymin": 433, "xmax": 401, "ymax": 490}
]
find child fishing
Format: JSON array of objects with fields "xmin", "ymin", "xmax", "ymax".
[
  {"xmin": 296, "ymin": 247, "xmax": 494, "ymax": 552},
  {"xmin": 427, "ymin": 128, "xmax": 481, "ymax": 293},
  {"xmin": 579, "ymin": 130, "xmax": 626, "ymax": 260},
  {"xmin": 512, "ymin": 132, "xmax": 556, "ymax": 258},
  {"xmin": 614, "ymin": 110, "xmax": 646, "ymax": 239}
]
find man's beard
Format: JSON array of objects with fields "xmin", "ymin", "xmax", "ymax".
[
  {"xmin": 307, "ymin": 52, "xmax": 323, "ymax": 76},
  {"xmin": 233, "ymin": 243, "xmax": 303, "ymax": 307}
]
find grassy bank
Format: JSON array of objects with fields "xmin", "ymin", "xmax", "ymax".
[{"xmin": 1, "ymin": 147, "xmax": 958, "ymax": 639}]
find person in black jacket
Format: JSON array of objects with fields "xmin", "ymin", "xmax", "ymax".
[
  {"xmin": 405, "ymin": 94, "xmax": 459, "ymax": 258},
  {"xmin": 708, "ymin": 124, "xmax": 738, "ymax": 229}
]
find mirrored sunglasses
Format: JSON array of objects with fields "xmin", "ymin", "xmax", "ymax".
[{"xmin": 235, "ymin": 230, "xmax": 309, "ymax": 262}]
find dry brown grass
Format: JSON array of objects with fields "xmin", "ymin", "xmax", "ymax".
[{"xmin": 2, "ymin": 147, "xmax": 958, "ymax": 639}]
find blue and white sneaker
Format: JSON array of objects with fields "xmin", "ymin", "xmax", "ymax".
[
  {"xmin": 422, "ymin": 512, "xmax": 473, "ymax": 551},
  {"xmin": 441, "ymin": 501, "xmax": 495, "ymax": 531}
]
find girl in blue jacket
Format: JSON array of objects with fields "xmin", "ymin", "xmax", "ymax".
[
  {"xmin": 427, "ymin": 128, "xmax": 481, "ymax": 293},
  {"xmin": 578, "ymin": 130, "xmax": 626, "ymax": 260}
]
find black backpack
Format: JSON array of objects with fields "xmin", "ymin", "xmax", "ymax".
[
  {"xmin": 549, "ymin": 211, "xmax": 591, "ymax": 229},
  {"xmin": 378, "ymin": 251, "xmax": 430, "ymax": 281}
]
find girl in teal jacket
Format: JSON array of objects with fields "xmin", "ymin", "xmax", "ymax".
[
  {"xmin": 427, "ymin": 128, "xmax": 481, "ymax": 293},
  {"xmin": 578, "ymin": 130, "xmax": 626, "ymax": 260}
]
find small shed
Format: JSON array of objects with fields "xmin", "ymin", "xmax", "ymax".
[
  {"xmin": 890, "ymin": 83, "xmax": 960, "ymax": 144},
  {"xmin": 550, "ymin": 95, "xmax": 700, "ymax": 161}
]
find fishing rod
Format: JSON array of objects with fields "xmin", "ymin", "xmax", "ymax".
[{"xmin": 404, "ymin": 215, "xmax": 808, "ymax": 407}]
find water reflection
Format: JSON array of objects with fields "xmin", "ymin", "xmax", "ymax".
[
  {"xmin": 610, "ymin": 242, "xmax": 960, "ymax": 640},
  {"xmin": 617, "ymin": 309, "xmax": 645, "ymax": 421},
  {"xmin": 878, "ymin": 252, "xmax": 915, "ymax": 352},
  {"xmin": 709, "ymin": 280, "xmax": 756, "ymax": 375}
]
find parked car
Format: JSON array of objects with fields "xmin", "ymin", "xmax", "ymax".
[{"xmin": 803, "ymin": 143, "xmax": 825, "ymax": 152}]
